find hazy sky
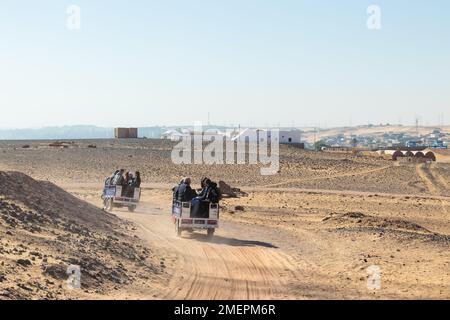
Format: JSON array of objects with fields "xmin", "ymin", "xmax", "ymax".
[{"xmin": 1, "ymin": 1, "xmax": 449, "ymax": 128}]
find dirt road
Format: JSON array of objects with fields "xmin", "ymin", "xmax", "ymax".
[
  {"xmin": 69, "ymin": 182, "xmax": 450, "ymax": 300},
  {"xmin": 115, "ymin": 203, "xmax": 309, "ymax": 300}
]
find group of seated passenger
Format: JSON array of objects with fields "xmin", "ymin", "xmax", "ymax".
[
  {"xmin": 173, "ymin": 177, "xmax": 221, "ymax": 217},
  {"xmin": 106, "ymin": 169, "xmax": 141, "ymax": 197}
]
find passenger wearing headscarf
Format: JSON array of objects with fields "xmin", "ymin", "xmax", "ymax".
[
  {"xmin": 112, "ymin": 169, "xmax": 125, "ymax": 185},
  {"xmin": 191, "ymin": 178, "xmax": 212, "ymax": 218},
  {"xmin": 131, "ymin": 171, "xmax": 141, "ymax": 188}
]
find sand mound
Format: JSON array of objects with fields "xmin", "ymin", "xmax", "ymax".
[
  {"xmin": 0, "ymin": 171, "xmax": 117, "ymax": 230},
  {"xmin": 323, "ymin": 212, "xmax": 431, "ymax": 234},
  {"xmin": 322, "ymin": 212, "xmax": 450, "ymax": 244},
  {"xmin": 0, "ymin": 171, "xmax": 161, "ymax": 300}
]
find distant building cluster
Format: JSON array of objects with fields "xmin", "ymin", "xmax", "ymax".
[
  {"xmin": 314, "ymin": 126, "xmax": 450, "ymax": 163},
  {"xmin": 320, "ymin": 128, "xmax": 448, "ymax": 150}
]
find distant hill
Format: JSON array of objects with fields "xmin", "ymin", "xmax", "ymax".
[
  {"xmin": 0, "ymin": 125, "xmax": 165, "ymax": 140},
  {"xmin": 0, "ymin": 125, "xmax": 237, "ymax": 140},
  {"xmin": 3, "ymin": 124, "xmax": 446, "ymax": 141}
]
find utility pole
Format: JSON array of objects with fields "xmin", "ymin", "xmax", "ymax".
[
  {"xmin": 415, "ymin": 117, "xmax": 419, "ymax": 137},
  {"xmin": 439, "ymin": 113, "xmax": 444, "ymax": 127},
  {"xmin": 313, "ymin": 127, "xmax": 316, "ymax": 146}
]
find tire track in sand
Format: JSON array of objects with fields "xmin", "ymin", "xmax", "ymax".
[
  {"xmin": 263, "ymin": 165, "xmax": 392, "ymax": 188},
  {"xmin": 416, "ymin": 164, "xmax": 449, "ymax": 215},
  {"xmin": 119, "ymin": 204, "xmax": 301, "ymax": 300},
  {"xmin": 416, "ymin": 164, "xmax": 439, "ymax": 195}
]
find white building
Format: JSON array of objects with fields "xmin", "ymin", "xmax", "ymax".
[
  {"xmin": 162, "ymin": 128, "xmax": 230, "ymax": 141},
  {"xmin": 160, "ymin": 129, "xmax": 190, "ymax": 141},
  {"xmin": 279, "ymin": 130, "xmax": 301, "ymax": 144},
  {"xmin": 231, "ymin": 128, "xmax": 302, "ymax": 144}
]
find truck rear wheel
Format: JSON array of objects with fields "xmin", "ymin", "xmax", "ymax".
[
  {"xmin": 175, "ymin": 221, "xmax": 182, "ymax": 237},
  {"xmin": 128, "ymin": 205, "xmax": 136, "ymax": 212},
  {"xmin": 104, "ymin": 198, "xmax": 113, "ymax": 212},
  {"xmin": 207, "ymin": 228, "xmax": 215, "ymax": 239}
]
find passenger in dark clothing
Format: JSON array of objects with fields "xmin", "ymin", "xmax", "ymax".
[
  {"xmin": 172, "ymin": 178, "xmax": 188, "ymax": 200},
  {"xmin": 126, "ymin": 171, "xmax": 141, "ymax": 197},
  {"xmin": 191, "ymin": 179, "xmax": 212, "ymax": 218},
  {"xmin": 176, "ymin": 177, "xmax": 195, "ymax": 202},
  {"xmin": 121, "ymin": 171, "xmax": 131, "ymax": 196},
  {"xmin": 131, "ymin": 171, "xmax": 141, "ymax": 188},
  {"xmin": 200, "ymin": 177, "xmax": 209, "ymax": 189},
  {"xmin": 206, "ymin": 181, "xmax": 220, "ymax": 203},
  {"xmin": 196, "ymin": 178, "xmax": 212, "ymax": 201},
  {"xmin": 124, "ymin": 172, "xmax": 132, "ymax": 185},
  {"xmin": 196, "ymin": 177, "xmax": 210, "ymax": 198}
]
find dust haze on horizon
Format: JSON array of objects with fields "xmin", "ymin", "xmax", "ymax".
[{"xmin": 1, "ymin": 1, "xmax": 449, "ymax": 129}]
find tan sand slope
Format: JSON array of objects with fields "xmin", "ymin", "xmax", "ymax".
[{"xmin": 0, "ymin": 171, "xmax": 164, "ymax": 300}]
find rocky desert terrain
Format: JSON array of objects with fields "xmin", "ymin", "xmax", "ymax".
[
  {"xmin": 0, "ymin": 139, "xmax": 447, "ymax": 196},
  {"xmin": 1, "ymin": 138, "xmax": 450, "ymax": 299},
  {"xmin": 0, "ymin": 170, "xmax": 165, "ymax": 299}
]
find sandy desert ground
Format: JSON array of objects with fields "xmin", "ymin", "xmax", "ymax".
[{"xmin": 1, "ymin": 139, "xmax": 450, "ymax": 299}]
